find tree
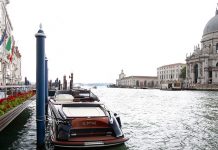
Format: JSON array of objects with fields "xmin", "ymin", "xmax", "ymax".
[{"xmin": 179, "ymin": 66, "xmax": 186, "ymax": 79}]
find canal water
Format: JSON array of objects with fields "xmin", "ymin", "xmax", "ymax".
[{"xmin": 0, "ymin": 87, "xmax": 218, "ymax": 150}]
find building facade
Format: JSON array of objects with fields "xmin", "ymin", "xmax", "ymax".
[
  {"xmin": 157, "ymin": 63, "xmax": 186, "ymax": 89},
  {"xmin": 0, "ymin": 0, "xmax": 22, "ymax": 85},
  {"xmin": 116, "ymin": 70, "xmax": 158, "ymax": 88},
  {"xmin": 186, "ymin": 6, "xmax": 218, "ymax": 86}
]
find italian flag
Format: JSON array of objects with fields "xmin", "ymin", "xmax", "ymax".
[
  {"xmin": 5, "ymin": 36, "xmax": 12, "ymax": 51},
  {"xmin": 9, "ymin": 42, "xmax": 15, "ymax": 63},
  {"xmin": 5, "ymin": 36, "xmax": 15, "ymax": 63}
]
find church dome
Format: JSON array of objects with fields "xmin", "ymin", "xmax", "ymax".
[{"xmin": 203, "ymin": 10, "xmax": 218, "ymax": 36}]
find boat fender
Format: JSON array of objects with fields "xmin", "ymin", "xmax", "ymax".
[
  {"xmin": 107, "ymin": 111, "xmax": 113, "ymax": 124},
  {"xmin": 110, "ymin": 113, "xmax": 123, "ymax": 137},
  {"xmin": 114, "ymin": 113, "xmax": 122, "ymax": 128},
  {"xmin": 57, "ymin": 122, "xmax": 71, "ymax": 141}
]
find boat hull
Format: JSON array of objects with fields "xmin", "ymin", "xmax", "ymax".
[{"xmin": 51, "ymin": 135, "xmax": 128, "ymax": 148}]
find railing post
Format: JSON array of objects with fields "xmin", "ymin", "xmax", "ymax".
[{"xmin": 35, "ymin": 24, "xmax": 46, "ymax": 148}]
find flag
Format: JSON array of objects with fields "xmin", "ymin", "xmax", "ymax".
[
  {"xmin": 5, "ymin": 36, "xmax": 12, "ymax": 51},
  {"xmin": 0, "ymin": 29, "xmax": 6, "ymax": 46},
  {"xmin": 9, "ymin": 42, "xmax": 15, "ymax": 63}
]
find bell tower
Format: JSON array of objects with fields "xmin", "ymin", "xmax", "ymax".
[{"xmin": 119, "ymin": 69, "xmax": 125, "ymax": 79}]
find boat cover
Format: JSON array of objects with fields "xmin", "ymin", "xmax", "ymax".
[{"xmin": 62, "ymin": 107, "xmax": 106, "ymax": 117}]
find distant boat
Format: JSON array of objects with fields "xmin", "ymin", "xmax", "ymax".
[
  {"xmin": 73, "ymin": 85, "xmax": 81, "ymax": 89},
  {"xmin": 107, "ymin": 84, "xmax": 118, "ymax": 88},
  {"xmin": 48, "ymin": 88, "xmax": 128, "ymax": 148},
  {"xmin": 93, "ymin": 86, "xmax": 97, "ymax": 89}
]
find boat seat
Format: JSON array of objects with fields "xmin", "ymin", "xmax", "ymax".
[{"xmin": 55, "ymin": 94, "xmax": 74, "ymax": 102}]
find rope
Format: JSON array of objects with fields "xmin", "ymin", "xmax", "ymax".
[{"xmin": 36, "ymin": 115, "xmax": 68, "ymax": 124}]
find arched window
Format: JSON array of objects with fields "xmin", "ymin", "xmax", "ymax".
[
  {"xmin": 136, "ymin": 80, "xmax": 139, "ymax": 87},
  {"xmin": 151, "ymin": 81, "xmax": 154, "ymax": 87},
  {"xmin": 216, "ymin": 43, "xmax": 218, "ymax": 53},
  {"xmin": 216, "ymin": 62, "xmax": 218, "ymax": 67},
  {"xmin": 194, "ymin": 64, "xmax": 198, "ymax": 83},
  {"xmin": 144, "ymin": 80, "xmax": 147, "ymax": 87}
]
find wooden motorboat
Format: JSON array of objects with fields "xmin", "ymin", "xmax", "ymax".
[{"xmin": 48, "ymin": 89, "xmax": 128, "ymax": 148}]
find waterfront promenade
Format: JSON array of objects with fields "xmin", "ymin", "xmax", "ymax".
[
  {"xmin": 0, "ymin": 86, "xmax": 35, "ymax": 132},
  {"xmin": 184, "ymin": 84, "xmax": 218, "ymax": 91}
]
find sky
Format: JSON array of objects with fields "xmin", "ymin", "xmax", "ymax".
[{"xmin": 6, "ymin": 0, "xmax": 218, "ymax": 83}]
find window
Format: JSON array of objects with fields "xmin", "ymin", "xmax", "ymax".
[{"xmin": 216, "ymin": 43, "xmax": 218, "ymax": 53}]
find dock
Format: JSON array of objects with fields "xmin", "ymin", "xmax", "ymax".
[
  {"xmin": 184, "ymin": 84, "xmax": 218, "ymax": 91},
  {"xmin": 0, "ymin": 98, "xmax": 34, "ymax": 131},
  {"xmin": 0, "ymin": 86, "xmax": 35, "ymax": 132}
]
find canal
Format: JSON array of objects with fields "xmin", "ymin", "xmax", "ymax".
[{"xmin": 0, "ymin": 88, "xmax": 218, "ymax": 149}]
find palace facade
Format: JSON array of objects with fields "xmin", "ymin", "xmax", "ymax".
[
  {"xmin": 116, "ymin": 70, "xmax": 158, "ymax": 88},
  {"xmin": 0, "ymin": 0, "xmax": 22, "ymax": 85},
  {"xmin": 157, "ymin": 63, "xmax": 186, "ymax": 89}
]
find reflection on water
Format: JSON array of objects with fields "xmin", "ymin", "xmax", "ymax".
[
  {"xmin": 53, "ymin": 144, "xmax": 128, "ymax": 150},
  {"xmin": 0, "ymin": 102, "xmax": 36, "ymax": 150},
  {"xmin": 0, "ymin": 88, "xmax": 218, "ymax": 150}
]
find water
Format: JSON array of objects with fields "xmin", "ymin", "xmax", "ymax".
[{"xmin": 0, "ymin": 88, "xmax": 218, "ymax": 150}]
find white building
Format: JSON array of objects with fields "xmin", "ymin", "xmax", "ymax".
[
  {"xmin": 186, "ymin": 5, "xmax": 218, "ymax": 86},
  {"xmin": 0, "ymin": 0, "xmax": 22, "ymax": 85},
  {"xmin": 157, "ymin": 63, "xmax": 186, "ymax": 89},
  {"xmin": 116, "ymin": 70, "xmax": 158, "ymax": 88}
]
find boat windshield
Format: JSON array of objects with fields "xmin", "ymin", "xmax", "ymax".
[{"xmin": 79, "ymin": 93, "xmax": 90, "ymax": 97}]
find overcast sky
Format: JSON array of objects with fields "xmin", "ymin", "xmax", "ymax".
[{"xmin": 6, "ymin": 0, "xmax": 218, "ymax": 83}]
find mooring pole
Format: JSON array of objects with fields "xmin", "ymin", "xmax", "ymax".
[
  {"xmin": 35, "ymin": 24, "xmax": 46, "ymax": 147},
  {"xmin": 45, "ymin": 57, "xmax": 48, "ymax": 116},
  {"xmin": 71, "ymin": 73, "xmax": 73, "ymax": 89}
]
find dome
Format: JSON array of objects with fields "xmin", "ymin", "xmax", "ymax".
[{"xmin": 203, "ymin": 11, "xmax": 218, "ymax": 36}]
